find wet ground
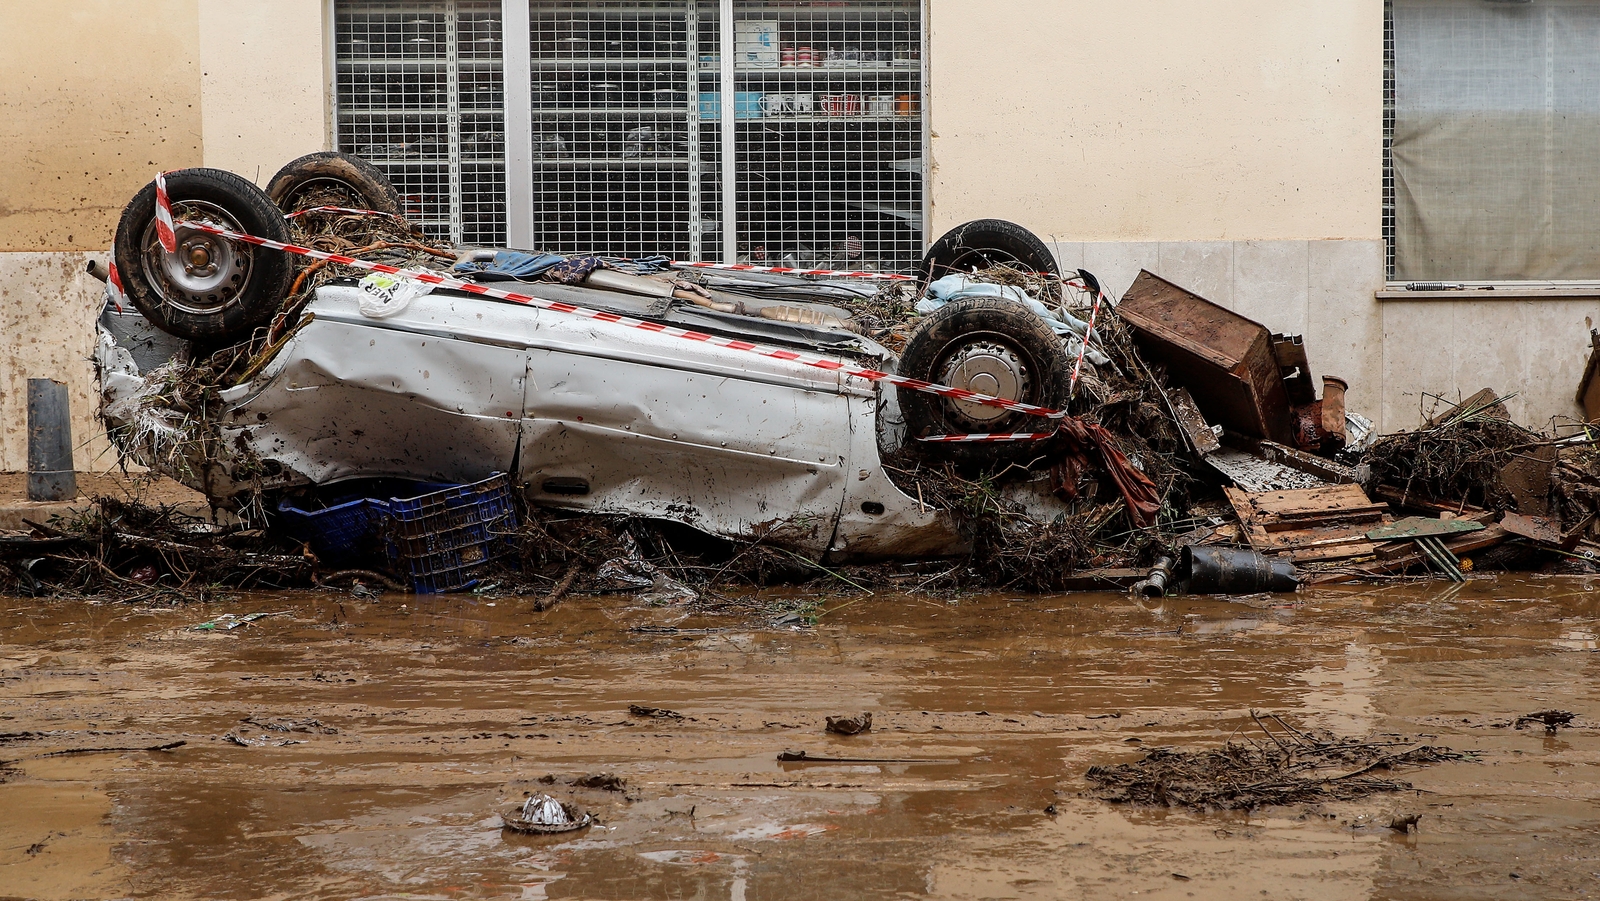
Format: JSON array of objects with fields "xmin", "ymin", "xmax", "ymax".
[{"xmin": 2, "ymin": 575, "xmax": 1598, "ymax": 900}]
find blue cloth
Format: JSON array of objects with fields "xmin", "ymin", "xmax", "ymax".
[{"xmin": 454, "ymin": 251, "xmax": 566, "ymax": 280}]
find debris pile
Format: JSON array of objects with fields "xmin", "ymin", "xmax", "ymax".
[
  {"xmin": 54, "ymin": 170, "xmax": 1600, "ymax": 600},
  {"xmin": 1085, "ymin": 713, "xmax": 1469, "ymax": 811}
]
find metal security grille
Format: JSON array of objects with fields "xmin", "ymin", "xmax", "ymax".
[
  {"xmin": 526, "ymin": 1, "xmax": 696, "ymax": 258},
  {"xmin": 1382, "ymin": 0, "xmax": 1395, "ymax": 281},
  {"xmin": 334, "ymin": 1, "xmax": 508, "ymax": 245},
  {"xmin": 708, "ymin": 0, "xmax": 923, "ymax": 272},
  {"xmin": 334, "ymin": 1, "xmax": 923, "ymax": 266}
]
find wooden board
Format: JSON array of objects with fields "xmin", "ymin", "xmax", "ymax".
[
  {"xmin": 1225, "ymin": 484, "xmax": 1392, "ymax": 562},
  {"xmin": 1367, "ymin": 516, "xmax": 1485, "ymax": 541}
]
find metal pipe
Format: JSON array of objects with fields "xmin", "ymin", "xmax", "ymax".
[
  {"xmin": 27, "ymin": 379, "xmax": 76, "ymax": 502},
  {"xmin": 86, "ymin": 259, "xmax": 111, "ymax": 283},
  {"xmin": 1130, "ymin": 555, "xmax": 1175, "ymax": 598},
  {"xmin": 1321, "ymin": 376, "xmax": 1349, "ymax": 447},
  {"xmin": 719, "ymin": 0, "xmax": 736, "ymax": 264}
]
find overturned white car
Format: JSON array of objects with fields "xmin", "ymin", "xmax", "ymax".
[{"xmin": 95, "ymin": 156, "xmax": 1148, "ymax": 562}]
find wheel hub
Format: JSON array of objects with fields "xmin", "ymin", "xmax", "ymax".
[
  {"xmin": 141, "ymin": 199, "xmax": 252, "ymax": 315},
  {"xmin": 938, "ymin": 340, "xmax": 1030, "ymax": 426}
]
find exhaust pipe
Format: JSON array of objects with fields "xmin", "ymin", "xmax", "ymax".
[{"xmin": 86, "ymin": 259, "xmax": 111, "ymax": 284}]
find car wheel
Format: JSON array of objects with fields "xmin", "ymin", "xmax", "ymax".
[
  {"xmin": 896, "ymin": 297, "xmax": 1071, "ymax": 466},
  {"xmin": 918, "ymin": 219, "xmax": 1060, "ymax": 286},
  {"xmin": 112, "ymin": 168, "xmax": 296, "ymax": 345},
  {"xmin": 266, "ymin": 151, "xmax": 404, "ymax": 217}
]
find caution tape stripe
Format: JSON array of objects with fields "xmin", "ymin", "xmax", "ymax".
[
  {"xmin": 917, "ymin": 432, "xmax": 1057, "ymax": 443},
  {"xmin": 168, "ymin": 215, "xmax": 1070, "ymax": 421},
  {"xmin": 107, "ymin": 262, "xmax": 129, "ymax": 312},
  {"xmin": 153, "ymin": 172, "xmax": 178, "ymax": 254}
]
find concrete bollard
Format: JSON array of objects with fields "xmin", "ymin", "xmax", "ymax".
[{"xmin": 27, "ymin": 378, "xmax": 77, "ymax": 502}]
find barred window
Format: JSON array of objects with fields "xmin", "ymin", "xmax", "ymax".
[
  {"xmin": 335, "ymin": 1, "xmax": 507, "ymax": 246},
  {"xmin": 333, "ymin": 1, "xmax": 924, "ymax": 268}
]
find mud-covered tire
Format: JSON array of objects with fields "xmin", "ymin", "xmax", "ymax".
[
  {"xmin": 918, "ymin": 219, "xmax": 1060, "ymax": 286},
  {"xmin": 112, "ymin": 168, "xmax": 295, "ymax": 344},
  {"xmin": 896, "ymin": 297, "xmax": 1071, "ymax": 466},
  {"xmin": 266, "ymin": 151, "xmax": 404, "ymax": 217}
]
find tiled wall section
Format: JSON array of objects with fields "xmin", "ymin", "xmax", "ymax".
[
  {"xmin": 1048, "ymin": 238, "xmax": 1594, "ymax": 432},
  {"xmin": 1052, "ymin": 239, "xmax": 1388, "ymax": 429},
  {"xmin": 1377, "ymin": 296, "xmax": 1600, "ymax": 434}
]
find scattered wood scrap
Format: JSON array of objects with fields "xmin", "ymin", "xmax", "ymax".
[{"xmin": 1225, "ymin": 484, "xmax": 1391, "ymax": 563}]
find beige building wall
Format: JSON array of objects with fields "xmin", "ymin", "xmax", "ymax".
[
  {"xmin": 0, "ymin": 0, "xmax": 206, "ymax": 471},
  {"xmin": 0, "ymin": 0, "xmax": 329, "ymax": 472},
  {"xmin": 927, "ymin": 0, "xmax": 1383, "ymax": 242},
  {"xmin": 199, "ymin": 0, "xmax": 329, "ymax": 183},
  {"xmin": 925, "ymin": 0, "xmax": 1546, "ymax": 431}
]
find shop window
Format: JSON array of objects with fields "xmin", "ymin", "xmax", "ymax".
[
  {"xmin": 1387, "ymin": 0, "xmax": 1600, "ymax": 282},
  {"xmin": 334, "ymin": 1, "xmax": 924, "ymax": 268}
]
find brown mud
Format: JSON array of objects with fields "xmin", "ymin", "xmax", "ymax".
[{"xmin": 2, "ymin": 576, "xmax": 1599, "ymax": 900}]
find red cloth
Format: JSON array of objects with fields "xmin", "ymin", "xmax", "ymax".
[{"xmin": 1049, "ymin": 417, "xmax": 1161, "ymax": 528}]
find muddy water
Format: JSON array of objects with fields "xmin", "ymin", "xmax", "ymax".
[{"xmin": 2, "ymin": 576, "xmax": 1598, "ymax": 900}]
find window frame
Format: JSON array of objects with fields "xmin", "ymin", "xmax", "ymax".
[
  {"xmin": 1381, "ymin": 0, "xmax": 1600, "ymax": 293},
  {"xmin": 328, "ymin": 0, "xmax": 931, "ymax": 268}
]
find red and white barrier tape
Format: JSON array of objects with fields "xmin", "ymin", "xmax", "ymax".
[
  {"xmin": 1069, "ymin": 288, "xmax": 1106, "ymax": 396},
  {"xmin": 273, "ymin": 199, "xmax": 1080, "ymax": 290},
  {"xmin": 166, "ymin": 215, "xmax": 1069, "ymax": 422},
  {"xmin": 150, "ymin": 180, "xmax": 1111, "ymax": 438},
  {"xmin": 916, "ymin": 431, "xmax": 1056, "ymax": 443},
  {"xmin": 106, "ymin": 262, "xmax": 129, "ymax": 313},
  {"xmin": 153, "ymin": 172, "xmax": 178, "ymax": 254}
]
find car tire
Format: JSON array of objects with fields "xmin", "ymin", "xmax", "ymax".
[
  {"xmin": 266, "ymin": 151, "xmax": 404, "ymax": 217},
  {"xmin": 112, "ymin": 168, "xmax": 296, "ymax": 345},
  {"xmin": 918, "ymin": 219, "xmax": 1060, "ymax": 286},
  {"xmin": 896, "ymin": 297, "xmax": 1071, "ymax": 466}
]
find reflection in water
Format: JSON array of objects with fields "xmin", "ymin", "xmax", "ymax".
[
  {"xmin": 1298, "ymin": 639, "xmax": 1382, "ymax": 734},
  {"xmin": 0, "ymin": 575, "xmax": 1597, "ymax": 900}
]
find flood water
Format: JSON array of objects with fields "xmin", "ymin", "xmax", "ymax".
[{"xmin": 2, "ymin": 576, "xmax": 1598, "ymax": 900}]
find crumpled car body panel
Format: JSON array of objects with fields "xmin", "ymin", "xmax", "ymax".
[{"xmin": 103, "ymin": 283, "xmax": 973, "ymax": 559}]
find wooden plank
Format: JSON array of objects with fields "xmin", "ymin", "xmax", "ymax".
[
  {"xmin": 1500, "ymin": 511, "xmax": 1591, "ymax": 550},
  {"xmin": 1235, "ymin": 484, "xmax": 1375, "ymax": 517},
  {"xmin": 1261, "ymin": 507, "xmax": 1387, "ymax": 530},
  {"xmin": 1284, "ymin": 541, "xmax": 1378, "ymax": 563},
  {"xmin": 1367, "ymin": 516, "xmax": 1485, "ymax": 541},
  {"xmin": 1169, "ymin": 387, "xmax": 1220, "ymax": 456},
  {"xmin": 1423, "ymin": 387, "xmax": 1509, "ymax": 429},
  {"xmin": 1226, "ymin": 484, "xmax": 1390, "ymax": 562},
  {"xmin": 1373, "ymin": 485, "xmax": 1486, "ymax": 517},
  {"xmin": 1054, "ymin": 568, "xmax": 1146, "ymax": 591}
]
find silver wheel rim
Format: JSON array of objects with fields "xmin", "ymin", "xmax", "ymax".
[
  {"xmin": 937, "ymin": 339, "xmax": 1031, "ymax": 427},
  {"xmin": 140, "ymin": 199, "xmax": 254, "ymax": 316}
]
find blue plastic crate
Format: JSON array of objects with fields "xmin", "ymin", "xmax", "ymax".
[
  {"xmin": 277, "ymin": 496, "xmax": 391, "ymax": 566},
  {"xmin": 385, "ymin": 473, "xmax": 517, "ymax": 594}
]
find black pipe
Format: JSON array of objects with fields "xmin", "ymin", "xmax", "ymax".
[{"xmin": 1182, "ymin": 546, "xmax": 1300, "ymax": 594}]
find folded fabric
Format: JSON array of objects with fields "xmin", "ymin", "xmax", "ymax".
[{"xmin": 453, "ymin": 250, "xmax": 566, "ymax": 280}]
